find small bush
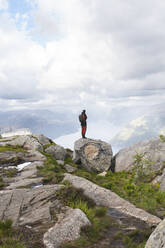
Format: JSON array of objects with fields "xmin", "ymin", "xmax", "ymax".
[
  {"xmin": 57, "ymin": 186, "xmax": 95, "ymax": 208},
  {"xmin": 160, "ymin": 134, "xmax": 165, "ymax": 142},
  {"xmin": 0, "ymin": 220, "xmax": 25, "ymax": 248}
]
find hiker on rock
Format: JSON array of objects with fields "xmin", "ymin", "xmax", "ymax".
[{"xmin": 79, "ymin": 110, "xmax": 87, "ymax": 138}]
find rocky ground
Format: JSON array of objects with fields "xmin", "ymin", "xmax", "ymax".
[{"xmin": 0, "ymin": 134, "xmax": 165, "ymax": 248}]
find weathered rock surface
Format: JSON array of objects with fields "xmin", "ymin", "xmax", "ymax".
[
  {"xmin": 0, "ymin": 135, "xmax": 43, "ymax": 151},
  {"xmin": 63, "ymin": 173, "xmax": 161, "ymax": 226},
  {"xmin": 6, "ymin": 177, "xmax": 43, "ymax": 189},
  {"xmin": 114, "ymin": 138, "xmax": 165, "ymax": 173},
  {"xmin": 64, "ymin": 164, "xmax": 77, "ymax": 173},
  {"xmin": 32, "ymin": 134, "xmax": 52, "ymax": 146},
  {"xmin": 45, "ymin": 144, "xmax": 67, "ymax": 161},
  {"xmin": 0, "ymin": 150, "xmax": 45, "ymax": 167},
  {"xmin": 73, "ymin": 138, "xmax": 113, "ymax": 172},
  {"xmin": 43, "ymin": 208, "xmax": 91, "ymax": 248},
  {"xmin": 4, "ymin": 161, "xmax": 44, "ymax": 189},
  {"xmin": 0, "ymin": 151, "xmax": 25, "ymax": 166},
  {"xmin": 145, "ymin": 218, "xmax": 165, "ymax": 248},
  {"xmin": 0, "ymin": 185, "xmax": 62, "ymax": 228}
]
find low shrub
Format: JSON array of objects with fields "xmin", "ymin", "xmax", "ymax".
[{"xmin": 0, "ymin": 220, "xmax": 25, "ymax": 248}]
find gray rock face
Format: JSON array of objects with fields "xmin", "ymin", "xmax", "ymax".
[
  {"xmin": 43, "ymin": 208, "xmax": 91, "ymax": 248},
  {"xmin": 145, "ymin": 218, "xmax": 165, "ymax": 248},
  {"xmin": 0, "ymin": 185, "xmax": 62, "ymax": 228},
  {"xmin": 4, "ymin": 161, "xmax": 44, "ymax": 190},
  {"xmin": 63, "ymin": 173, "xmax": 161, "ymax": 226},
  {"xmin": 45, "ymin": 145, "xmax": 67, "ymax": 161},
  {"xmin": 73, "ymin": 138, "xmax": 113, "ymax": 172},
  {"xmin": 0, "ymin": 150, "xmax": 45, "ymax": 167},
  {"xmin": 0, "ymin": 135, "xmax": 43, "ymax": 151},
  {"xmin": 0, "ymin": 151, "xmax": 25, "ymax": 166},
  {"xmin": 115, "ymin": 138, "xmax": 165, "ymax": 173},
  {"xmin": 64, "ymin": 164, "xmax": 77, "ymax": 173},
  {"xmin": 32, "ymin": 134, "xmax": 52, "ymax": 146}
]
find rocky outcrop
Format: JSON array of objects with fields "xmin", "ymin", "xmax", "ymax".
[
  {"xmin": 43, "ymin": 208, "xmax": 91, "ymax": 248},
  {"xmin": 73, "ymin": 138, "xmax": 113, "ymax": 172},
  {"xmin": 32, "ymin": 134, "xmax": 52, "ymax": 146},
  {"xmin": 114, "ymin": 138, "xmax": 165, "ymax": 174},
  {"xmin": 0, "ymin": 185, "xmax": 62, "ymax": 228},
  {"xmin": 4, "ymin": 161, "xmax": 44, "ymax": 189},
  {"xmin": 0, "ymin": 135, "xmax": 43, "ymax": 151},
  {"xmin": 63, "ymin": 173, "xmax": 161, "ymax": 226},
  {"xmin": 0, "ymin": 134, "xmax": 49, "ymax": 167},
  {"xmin": 45, "ymin": 144, "xmax": 67, "ymax": 161},
  {"xmin": 145, "ymin": 218, "xmax": 165, "ymax": 248},
  {"xmin": 0, "ymin": 150, "xmax": 45, "ymax": 167}
]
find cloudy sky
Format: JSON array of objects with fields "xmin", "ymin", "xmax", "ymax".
[{"xmin": 0, "ymin": 0, "xmax": 165, "ymax": 147}]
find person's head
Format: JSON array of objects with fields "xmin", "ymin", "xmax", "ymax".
[{"xmin": 82, "ymin": 109, "xmax": 86, "ymax": 113}]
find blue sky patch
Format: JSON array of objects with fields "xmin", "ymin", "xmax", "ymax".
[{"xmin": 8, "ymin": 0, "xmax": 37, "ymax": 31}]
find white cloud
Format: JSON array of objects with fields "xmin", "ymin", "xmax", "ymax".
[
  {"xmin": 130, "ymin": 116, "xmax": 147, "ymax": 128},
  {"xmin": 0, "ymin": 0, "xmax": 165, "ymax": 142},
  {"xmin": 0, "ymin": 0, "xmax": 8, "ymax": 10}
]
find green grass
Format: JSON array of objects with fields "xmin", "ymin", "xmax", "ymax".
[
  {"xmin": 59, "ymin": 186, "xmax": 114, "ymax": 248},
  {"xmin": 37, "ymin": 151, "xmax": 66, "ymax": 184},
  {"xmin": 59, "ymin": 185, "xmax": 152, "ymax": 248},
  {"xmin": 114, "ymin": 229, "xmax": 152, "ymax": 248},
  {"xmin": 43, "ymin": 143, "xmax": 56, "ymax": 151},
  {"xmin": 0, "ymin": 177, "xmax": 5, "ymax": 189},
  {"xmin": 64, "ymin": 156, "xmax": 78, "ymax": 168},
  {"xmin": 37, "ymin": 150, "xmax": 165, "ymax": 217},
  {"xmin": 74, "ymin": 169, "xmax": 165, "ymax": 217},
  {"xmin": 0, "ymin": 220, "xmax": 25, "ymax": 248},
  {"xmin": 0, "ymin": 145, "xmax": 26, "ymax": 153},
  {"xmin": 160, "ymin": 134, "xmax": 165, "ymax": 142}
]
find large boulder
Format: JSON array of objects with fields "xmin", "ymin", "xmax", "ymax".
[
  {"xmin": 43, "ymin": 208, "xmax": 91, "ymax": 248},
  {"xmin": 45, "ymin": 145, "xmax": 67, "ymax": 161},
  {"xmin": 145, "ymin": 218, "xmax": 165, "ymax": 248},
  {"xmin": 114, "ymin": 137, "xmax": 165, "ymax": 173},
  {"xmin": 73, "ymin": 138, "xmax": 113, "ymax": 172}
]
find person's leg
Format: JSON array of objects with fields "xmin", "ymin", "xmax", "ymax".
[
  {"xmin": 81, "ymin": 126, "xmax": 84, "ymax": 138},
  {"xmin": 82, "ymin": 126, "xmax": 86, "ymax": 138},
  {"xmin": 82, "ymin": 126, "xmax": 87, "ymax": 138}
]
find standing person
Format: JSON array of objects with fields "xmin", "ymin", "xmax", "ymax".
[{"xmin": 79, "ymin": 110, "xmax": 87, "ymax": 138}]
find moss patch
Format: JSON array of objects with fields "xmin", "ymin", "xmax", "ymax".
[
  {"xmin": 0, "ymin": 145, "xmax": 26, "ymax": 153},
  {"xmin": 43, "ymin": 143, "xmax": 56, "ymax": 151},
  {"xmin": 37, "ymin": 151, "xmax": 65, "ymax": 184},
  {"xmin": 64, "ymin": 156, "xmax": 78, "ymax": 168}
]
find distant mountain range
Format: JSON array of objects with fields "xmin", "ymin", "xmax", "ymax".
[
  {"xmin": 0, "ymin": 109, "xmax": 78, "ymax": 139},
  {"xmin": 110, "ymin": 109, "xmax": 165, "ymax": 153}
]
